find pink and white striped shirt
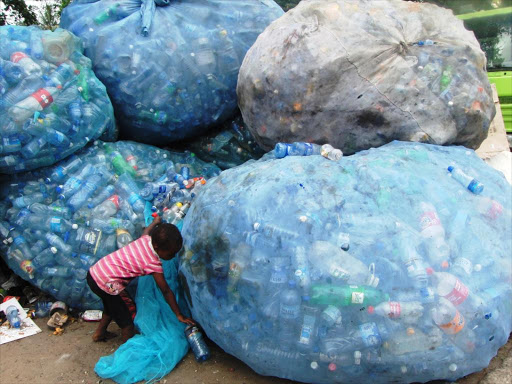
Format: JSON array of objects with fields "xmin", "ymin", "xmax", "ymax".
[{"xmin": 90, "ymin": 235, "xmax": 163, "ymax": 295}]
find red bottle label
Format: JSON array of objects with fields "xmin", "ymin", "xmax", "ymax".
[
  {"xmin": 486, "ymin": 201, "xmax": 503, "ymax": 220},
  {"xmin": 387, "ymin": 302, "xmax": 401, "ymax": 318},
  {"xmin": 444, "ymin": 279, "xmax": 469, "ymax": 306},
  {"xmin": 10, "ymin": 52, "xmax": 28, "ymax": 63},
  {"xmin": 31, "ymin": 89, "xmax": 54, "ymax": 108},
  {"xmin": 419, "ymin": 211, "xmax": 440, "ymax": 231}
]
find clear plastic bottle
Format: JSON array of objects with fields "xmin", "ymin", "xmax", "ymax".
[
  {"xmin": 288, "ymin": 142, "xmax": 322, "ymax": 157},
  {"xmin": 297, "ymin": 297, "xmax": 318, "ymax": 351},
  {"xmin": 68, "ymin": 173, "xmax": 106, "ymax": 212},
  {"xmin": 418, "ymin": 202, "xmax": 450, "ymax": 270},
  {"xmin": 116, "ymin": 228, "xmax": 133, "ymax": 249},
  {"xmin": 291, "ymin": 246, "xmax": 311, "ymax": 291},
  {"xmin": 475, "ymin": 197, "xmax": 503, "ymax": 221},
  {"xmin": 9, "ymin": 85, "xmax": 62, "ymax": 122},
  {"xmin": 13, "ymin": 192, "xmax": 46, "ymax": 208},
  {"xmin": 447, "ymin": 166, "xmax": 484, "ymax": 195},
  {"xmin": 261, "ymin": 264, "xmax": 287, "ymax": 320},
  {"xmin": 279, "ymin": 280, "xmax": 301, "ymax": 349},
  {"xmin": 367, "ymin": 301, "xmax": 424, "ymax": 323},
  {"xmin": 45, "ymin": 232, "xmax": 72, "ymax": 255},
  {"xmin": 50, "ymin": 155, "xmax": 83, "ymax": 183},
  {"xmin": 185, "ymin": 325, "xmax": 210, "ymax": 362},
  {"xmin": 56, "ymin": 163, "xmax": 95, "ymax": 200},
  {"xmin": 10, "ymin": 51, "xmax": 42, "ymax": 76},
  {"xmin": 431, "ymin": 297, "xmax": 476, "ymax": 353},
  {"xmin": 116, "ymin": 173, "xmax": 145, "ymax": 212},
  {"xmin": 6, "ymin": 305, "xmax": 21, "ymax": 328},
  {"xmin": 274, "ymin": 143, "xmax": 292, "ymax": 159},
  {"xmin": 22, "ymin": 214, "xmax": 76, "ymax": 234},
  {"xmin": 42, "ymin": 266, "xmax": 72, "ymax": 278},
  {"xmin": 29, "ymin": 202, "xmax": 71, "ymax": 219},
  {"xmin": 383, "ymin": 327, "xmax": 443, "ymax": 355},
  {"xmin": 87, "ymin": 185, "xmax": 116, "ymax": 209},
  {"xmin": 321, "ymin": 305, "xmax": 342, "ymax": 327}
]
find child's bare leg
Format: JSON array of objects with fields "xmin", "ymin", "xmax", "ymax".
[
  {"xmin": 92, "ymin": 313, "xmax": 112, "ymax": 342},
  {"xmin": 121, "ymin": 324, "xmax": 135, "ymax": 343}
]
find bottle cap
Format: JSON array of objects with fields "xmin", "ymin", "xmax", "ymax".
[
  {"xmin": 328, "ymin": 363, "xmax": 337, "ymax": 372},
  {"xmin": 367, "ymin": 306, "xmax": 375, "ymax": 314},
  {"xmin": 406, "ymin": 327, "xmax": 415, "ymax": 335},
  {"xmin": 50, "ymin": 247, "xmax": 58, "ymax": 254},
  {"xmin": 447, "ymin": 166, "xmax": 454, "ymax": 172},
  {"xmin": 468, "ymin": 179, "xmax": 484, "ymax": 195},
  {"xmin": 310, "ymin": 362, "xmax": 318, "ymax": 370},
  {"xmin": 253, "ymin": 222, "xmax": 261, "ymax": 230},
  {"xmin": 426, "ymin": 267, "xmax": 434, "ymax": 275},
  {"xmin": 72, "ymin": 224, "xmax": 78, "ymax": 230},
  {"xmin": 441, "ymin": 261, "xmax": 449, "ymax": 269},
  {"xmin": 473, "ymin": 264, "xmax": 482, "ymax": 272}
]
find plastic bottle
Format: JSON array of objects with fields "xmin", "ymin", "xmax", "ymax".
[
  {"xmin": 291, "ymin": 246, "xmax": 311, "ymax": 291},
  {"xmin": 320, "ymin": 144, "xmax": 343, "ymax": 161},
  {"xmin": 261, "ymin": 264, "xmax": 287, "ymax": 320},
  {"xmin": 10, "ymin": 52, "xmax": 42, "ymax": 76},
  {"xmin": 45, "ymin": 232, "xmax": 72, "ymax": 254},
  {"xmin": 87, "ymin": 217, "xmax": 134, "ymax": 234},
  {"xmin": 6, "ymin": 305, "xmax": 21, "ymax": 328},
  {"xmin": 310, "ymin": 285, "xmax": 389, "ymax": 307},
  {"xmin": 116, "ymin": 228, "xmax": 133, "ymax": 249},
  {"xmin": 279, "ymin": 280, "xmax": 301, "ymax": 349},
  {"xmin": 475, "ymin": 197, "xmax": 503, "ymax": 221},
  {"xmin": 309, "ymin": 241, "xmax": 376, "ymax": 285},
  {"xmin": 50, "ymin": 155, "xmax": 83, "ymax": 183},
  {"xmin": 321, "ymin": 305, "xmax": 342, "ymax": 327},
  {"xmin": 56, "ymin": 163, "xmax": 95, "ymax": 200},
  {"xmin": 55, "ymin": 249, "xmax": 81, "ymax": 268},
  {"xmin": 23, "ymin": 214, "xmax": 76, "ymax": 234},
  {"xmin": 9, "ymin": 85, "xmax": 62, "ymax": 122},
  {"xmin": 68, "ymin": 226, "xmax": 104, "ymax": 255},
  {"xmin": 140, "ymin": 182, "xmax": 178, "ymax": 200},
  {"xmin": 418, "ymin": 202, "xmax": 450, "ymax": 270},
  {"xmin": 29, "ymin": 202, "xmax": 71, "ymax": 219},
  {"xmin": 13, "ymin": 192, "xmax": 46, "ymax": 209},
  {"xmin": 431, "ymin": 297, "xmax": 476, "ymax": 353},
  {"xmin": 47, "ymin": 63, "xmax": 74, "ymax": 87},
  {"xmin": 447, "ymin": 166, "xmax": 484, "ymax": 195},
  {"xmin": 274, "ymin": 143, "xmax": 292, "ymax": 159},
  {"xmin": 10, "ymin": 229, "xmax": 32, "ymax": 258},
  {"xmin": 185, "ymin": 325, "xmax": 210, "ymax": 362},
  {"xmin": 116, "ymin": 173, "xmax": 145, "ymax": 212},
  {"xmin": 87, "ymin": 185, "xmax": 116, "ymax": 209},
  {"xmin": 42, "ymin": 266, "xmax": 72, "ymax": 278},
  {"xmin": 321, "ymin": 322, "xmax": 384, "ymax": 353},
  {"xmin": 383, "ymin": 327, "xmax": 443, "ymax": 355},
  {"xmin": 288, "ymin": 142, "xmax": 322, "ymax": 156},
  {"xmin": 368, "ymin": 301, "xmax": 424, "ymax": 323},
  {"xmin": 296, "ymin": 296, "xmax": 318, "ymax": 349},
  {"xmin": 69, "ymin": 269, "xmax": 87, "ymax": 304},
  {"xmin": 105, "ymin": 144, "xmax": 136, "ymax": 177},
  {"xmin": 68, "ymin": 173, "xmax": 106, "ymax": 212}
]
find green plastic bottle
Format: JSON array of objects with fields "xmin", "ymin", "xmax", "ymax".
[
  {"xmin": 76, "ymin": 67, "xmax": 90, "ymax": 102},
  {"xmin": 93, "ymin": 3, "xmax": 120, "ymax": 25},
  {"xmin": 440, "ymin": 66, "xmax": 453, "ymax": 91},
  {"xmin": 104, "ymin": 144, "xmax": 136, "ymax": 177},
  {"xmin": 139, "ymin": 110, "xmax": 168, "ymax": 125},
  {"xmin": 310, "ymin": 284, "xmax": 389, "ymax": 307}
]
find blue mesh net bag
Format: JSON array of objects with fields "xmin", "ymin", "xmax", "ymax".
[
  {"xmin": 95, "ymin": 257, "xmax": 190, "ymax": 384},
  {"xmin": 178, "ymin": 141, "xmax": 512, "ymax": 383},
  {"xmin": 60, "ymin": 0, "xmax": 283, "ymax": 145},
  {"xmin": 0, "ymin": 140, "xmax": 220, "ymax": 310},
  {"xmin": 0, "ymin": 26, "xmax": 115, "ymax": 174}
]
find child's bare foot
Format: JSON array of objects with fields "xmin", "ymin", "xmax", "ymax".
[
  {"xmin": 92, "ymin": 330, "xmax": 117, "ymax": 342},
  {"xmin": 121, "ymin": 324, "xmax": 135, "ymax": 343}
]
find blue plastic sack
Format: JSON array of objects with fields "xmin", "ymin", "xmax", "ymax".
[
  {"xmin": 60, "ymin": 0, "xmax": 283, "ymax": 145},
  {"xmin": 184, "ymin": 114, "xmax": 266, "ymax": 170},
  {"xmin": 0, "ymin": 26, "xmax": 115, "ymax": 174},
  {"xmin": 0, "ymin": 140, "xmax": 220, "ymax": 309},
  {"xmin": 179, "ymin": 141, "xmax": 512, "ymax": 383},
  {"xmin": 95, "ymin": 257, "xmax": 190, "ymax": 384}
]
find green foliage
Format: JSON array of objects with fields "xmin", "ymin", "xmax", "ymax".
[{"xmin": 0, "ymin": 0, "xmax": 38, "ymax": 26}]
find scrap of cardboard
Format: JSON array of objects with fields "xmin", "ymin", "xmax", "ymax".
[{"xmin": 0, "ymin": 298, "xmax": 42, "ymax": 345}]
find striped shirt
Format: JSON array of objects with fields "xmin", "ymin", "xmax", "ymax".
[{"xmin": 90, "ymin": 235, "xmax": 163, "ymax": 295}]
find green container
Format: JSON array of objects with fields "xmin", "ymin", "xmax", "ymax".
[{"xmin": 310, "ymin": 284, "xmax": 389, "ymax": 307}]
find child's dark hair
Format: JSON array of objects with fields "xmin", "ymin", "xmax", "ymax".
[{"xmin": 150, "ymin": 223, "xmax": 183, "ymax": 253}]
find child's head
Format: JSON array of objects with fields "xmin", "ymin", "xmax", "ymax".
[{"xmin": 150, "ymin": 223, "xmax": 183, "ymax": 260}]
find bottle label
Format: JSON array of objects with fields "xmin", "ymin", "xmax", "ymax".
[
  {"xmin": 299, "ymin": 322, "xmax": 313, "ymax": 345},
  {"xmin": 330, "ymin": 266, "xmax": 350, "ymax": 280},
  {"xmin": 10, "ymin": 52, "xmax": 28, "ymax": 63},
  {"xmin": 440, "ymin": 310, "xmax": 465, "ymax": 334},
  {"xmin": 270, "ymin": 272, "xmax": 286, "ymax": 285},
  {"xmin": 323, "ymin": 305, "xmax": 341, "ymax": 322},
  {"xmin": 486, "ymin": 201, "xmax": 503, "ymax": 220},
  {"xmin": 419, "ymin": 211, "xmax": 441, "ymax": 231},
  {"xmin": 31, "ymin": 88, "xmax": 54, "ymax": 108},
  {"xmin": 453, "ymin": 258, "xmax": 473, "ymax": 276},
  {"xmin": 359, "ymin": 322, "xmax": 382, "ymax": 347},
  {"xmin": 351, "ymin": 291, "xmax": 365, "ymax": 304},
  {"xmin": 444, "ymin": 278, "xmax": 469, "ymax": 306},
  {"xmin": 77, "ymin": 228, "xmax": 102, "ymax": 255},
  {"xmin": 14, "ymin": 236, "xmax": 24, "ymax": 246},
  {"xmin": 387, "ymin": 302, "xmax": 401, "ymax": 318},
  {"xmin": 50, "ymin": 217, "xmax": 62, "ymax": 233},
  {"xmin": 280, "ymin": 304, "xmax": 300, "ymax": 319},
  {"xmin": 108, "ymin": 195, "xmax": 120, "ymax": 209}
]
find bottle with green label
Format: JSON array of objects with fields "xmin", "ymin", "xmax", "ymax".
[
  {"xmin": 104, "ymin": 143, "xmax": 136, "ymax": 177},
  {"xmin": 310, "ymin": 285, "xmax": 389, "ymax": 307}
]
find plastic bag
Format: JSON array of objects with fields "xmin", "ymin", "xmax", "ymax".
[
  {"xmin": 95, "ymin": 257, "xmax": 190, "ymax": 384},
  {"xmin": 179, "ymin": 141, "xmax": 512, "ymax": 383},
  {"xmin": 238, "ymin": 0, "xmax": 496, "ymax": 155},
  {"xmin": 0, "ymin": 140, "xmax": 220, "ymax": 309},
  {"xmin": 0, "ymin": 26, "xmax": 115, "ymax": 174},
  {"xmin": 183, "ymin": 114, "xmax": 265, "ymax": 169},
  {"xmin": 60, "ymin": 0, "xmax": 283, "ymax": 145}
]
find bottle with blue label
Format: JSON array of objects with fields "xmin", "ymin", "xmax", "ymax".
[
  {"xmin": 447, "ymin": 166, "xmax": 484, "ymax": 195},
  {"xmin": 185, "ymin": 325, "xmax": 210, "ymax": 362}
]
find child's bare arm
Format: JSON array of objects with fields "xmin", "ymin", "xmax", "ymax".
[
  {"xmin": 153, "ymin": 272, "xmax": 195, "ymax": 325},
  {"xmin": 142, "ymin": 215, "xmax": 162, "ymax": 236}
]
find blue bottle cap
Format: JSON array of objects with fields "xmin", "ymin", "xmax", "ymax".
[
  {"xmin": 447, "ymin": 166, "xmax": 454, "ymax": 172},
  {"xmin": 468, "ymin": 179, "xmax": 484, "ymax": 195}
]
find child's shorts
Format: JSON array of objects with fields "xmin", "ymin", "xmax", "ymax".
[{"xmin": 86, "ymin": 271, "xmax": 135, "ymax": 328}]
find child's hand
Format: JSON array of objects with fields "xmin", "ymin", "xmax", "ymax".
[
  {"xmin": 152, "ymin": 215, "xmax": 162, "ymax": 225},
  {"xmin": 177, "ymin": 314, "xmax": 196, "ymax": 326}
]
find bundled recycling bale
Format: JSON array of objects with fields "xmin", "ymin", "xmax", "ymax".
[
  {"xmin": 0, "ymin": 26, "xmax": 115, "ymax": 174},
  {"xmin": 183, "ymin": 114, "xmax": 265, "ymax": 169},
  {"xmin": 60, "ymin": 0, "xmax": 283, "ymax": 145},
  {"xmin": 238, "ymin": 0, "xmax": 496, "ymax": 155},
  {"xmin": 179, "ymin": 141, "xmax": 511, "ymax": 383},
  {"xmin": 0, "ymin": 141, "xmax": 220, "ymax": 309}
]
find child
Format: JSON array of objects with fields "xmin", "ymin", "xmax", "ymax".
[{"xmin": 86, "ymin": 216, "xmax": 195, "ymax": 342}]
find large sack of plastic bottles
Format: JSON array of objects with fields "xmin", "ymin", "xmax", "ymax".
[
  {"xmin": 0, "ymin": 26, "xmax": 115, "ymax": 174},
  {"xmin": 237, "ymin": 0, "xmax": 496, "ymax": 155},
  {"xmin": 179, "ymin": 141, "xmax": 512, "ymax": 383},
  {"xmin": 60, "ymin": 0, "xmax": 283, "ymax": 145},
  {"xmin": 183, "ymin": 114, "xmax": 265, "ymax": 169},
  {"xmin": 0, "ymin": 141, "xmax": 221, "ymax": 309}
]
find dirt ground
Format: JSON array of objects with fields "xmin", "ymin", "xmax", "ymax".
[{"xmin": 0, "ymin": 318, "xmax": 510, "ymax": 384}]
